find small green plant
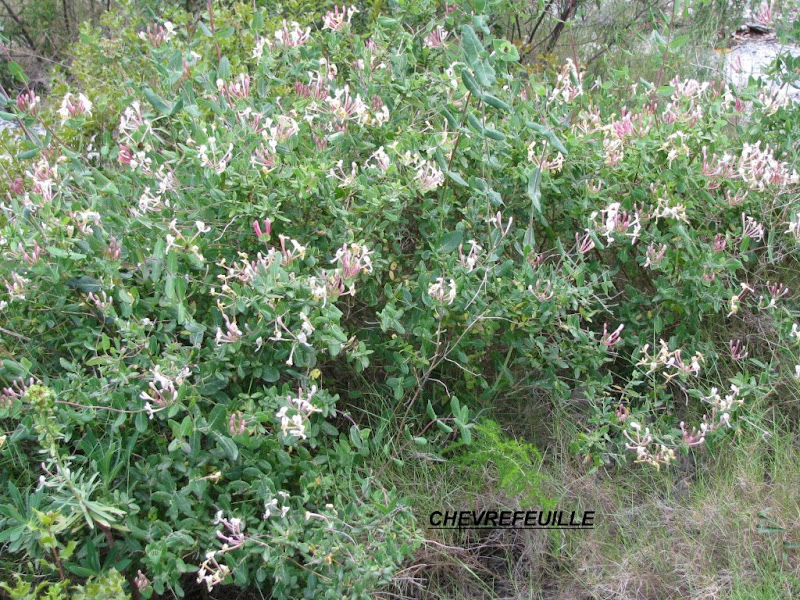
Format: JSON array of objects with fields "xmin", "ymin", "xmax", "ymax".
[
  {"xmin": 0, "ymin": 569, "xmax": 128, "ymax": 600},
  {"xmin": 452, "ymin": 419, "xmax": 551, "ymax": 507}
]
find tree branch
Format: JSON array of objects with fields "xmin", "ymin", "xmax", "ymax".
[{"xmin": 0, "ymin": 0, "xmax": 38, "ymax": 52}]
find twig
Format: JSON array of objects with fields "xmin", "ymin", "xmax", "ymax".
[{"xmin": 0, "ymin": 0, "xmax": 38, "ymax": 52}]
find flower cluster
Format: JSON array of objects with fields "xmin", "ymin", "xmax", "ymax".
[
  {"xmin": 314, "ymin": 86, "xmax": 371, "ymax": 131},
  {"xmin": 600, "ymin": 323, "xmax": 625, "ymax": 348},
  {"xmin": 118, "ymin": 100, "xmax": 152, "ymax": 141},
  {"xmin": 1, "ymin": 377, "xmax": 34, "ymax": 409},
  {"xmin": 276, "ymin": 386, "xmax": 323, "ymax": 441},
  {"xmin": 197, "ymin": 551, "xmax": 231, "ymax": 592},
  {"xmin": 736, "ymin": 141, "xmax": 799, "ymax": 191},
  {"xmin": 263, "ymin": 491, "xmax": 291, "ymax": 519},
  {"xmin": 701, "ymin": 147, "xmax": 736, "ymax": 189},
  {"xmin": 322, "ymin": 5, "xmax": 359, "ymax": 32},
  {"xmin": 24, "ymin": 158, "xmax": 59, "ymax": 205},
  {"xmin": 415, "ymin": 159, "xmax": 445, "ymax": 192},
  {"xmin": 57, "ymin": 92, "xmax": 93, "ymax": 123},
  {"xmin": 273, "ymin": 20, "xmax": 311, "ymax": 50},
  {"xmin": 623, "ymin": 421, "xmax": 676, "ymax": 469},
  {"xmin": 527, "ymin": 141, "xmax": 565, "ymax": 172},
  {"xmin": 5, "ymin": 272, "xmax": 30, "ymax": 301},
  {"xmin": 214, "ymin": 511, "xmax": 246, "ymax": 550},
  {"xmin": 424, "ymin": 25, "xmax": 449, "ymax": 48},
  {"xmin": 637, "ymin": 340, "xmax": 704, "ymax": 381},
  {"xmin": 198, "ymin": 137, "xmax": 234, "ymax": 175},
  {"xmin": 587, "ymin": 202, "xmax": 641, "ymax": 245},
  {"xmin": 15, "ymin": 90, "xmax": 40, "ymax": 115},
  {"xmin": 662, "ymin": 76, "xmax": 707, "ymax": 125},
  {"xmin": 269, "ymin": 311, "xmax": 315, "ymax": 366},
  {"xmin": 332, "ymin": 242, "xmax": 374, "ymax": 291},
  {"xmin": 217, "ymin": 73, "xmax": 251, "ymax": 102},
  {"xmin": 459, "ymin": 240, "xmax": 482, "ymax": 273},
  {"xmin": 264, "ymin": 115, "xmax": 300, "ymax": 147},
  {"xmin": 701, "ymin": 384, "xmax": 743, "ymax": 429},
  {"xmin": 367, "ymin": 146, "xmax": 391, "ymax": 172},
  {"xmin": 788, "ymin": 212, "xmax": 800, "ymax": 242},
  {"xmin": 251, "ymin": 143, "xmax": 277, "ymax": 173},
  {"xmin": 549, "ymin": 58, "xmax": 584, "ymax": 104},
  {"xmin": 428, "ymin": 277, "xmax": 457, "ymax": 305},
  {"xmin": 328, "ymin": 160, "xmax": 358, "ymax": 187},
  {"xmin": 740, "ymin": 213, "xmax": 765, "ymax": 242},
  {"xmin": 528, "ymin": 278, "xmax": 554, "ymax": 301},
  {"xmin": 138, "ymin": 21, "xmax": 176, "ymax": 47},
  {"xmin": 118, "ymin": 145, "xmax": 152, "ymax": 173},
  {"xmin": 215, "ymin": 310, "xmax": 243, "ymax": 345},
  {"xmin": 140, "ymin": 366, "xmax": 191, "ymax": 418},
  {"xmin": 643, "ymin": 242, "xmax": 667, "ymax": 268}
]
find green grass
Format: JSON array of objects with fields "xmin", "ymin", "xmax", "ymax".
[{"xmin": 380, "ymin": 401, "xmax": 800, "ymax": 599}]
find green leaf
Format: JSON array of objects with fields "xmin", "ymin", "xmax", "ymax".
[
  {"xmin": 466, "ymin": 112, "xmax": 485, "ymax": 133},
  {"xmin": 218, "ymin": 56, "xmax": 231, "ymax": 80},
  {"xmin": 523, "ymin": 225, "xmax": 535, "ymax": 249},
  {"xmin": 262, "ymin": 366, "xmax": 280, "ymax": 382},
  {"xmin": 426, "ymin": 400, "xmax": 437, "ymax": 421},
  {"xmin": 216, "ymin": 435, "xmax": 238, "ymax": 461},
  {"xmin": 251, "ymin": 9, "xmax": 265, "ymax": 32},
  {"xmin": 473, "ymin": 59, "xmax": 496, "ymax": 87},
  {"xmin": 168, "ymin": 96, "xmax": 185, "ymax": 117},
  {"xmin": 441, "ymin": 106, "xmax": 458, "ymax": 128},
  {"xmin": 757, "ymin": 525, "xmax": 785, "ymax": 534},
  {"xmin": 85, "ymin": 356, "xmax": 114, "ymax": 367},
  {"xmin": 349, "ymin": 426, "xmax": 363, "ymax": 448},
  {"xmin": 650, "ymin": 29, "xmax": 667, "ymax": 48},
  {"xmin": 669, "ymin": 34, "xmax": 690, "ymax": 50},
  {"xmin": 484, "ymin": 127, "xmax": 505, "ymax": 141},
  {"xmin": 16, "ymin": 148, "xmax": 41, "ymax": 160},
  {"xmin": 458, "ymin": 422, "xmax": 472, "ymax": 444},
  {"xmin": 461, "ymin": 25, "xmax": 483, "ymax": 66},
  {"xmin": 461, "ymin": 68, "xmax": 482, "ymax": 96},
  {"xmin": 447, "ymin": 171, "xmax": 469, "ymax": 186},
  {"xmin": 481, "ymin": 93, "xmax": 510, "ymax": 111},
  {"xmin": 46, "ymin": 247, "xmax": 67, "ymax": 261},
  {"xmin": 135, "ymin": 411, "xmax": 148, "ymax": 433},
  {"xmin": 66, "ymin": 276, "xmax": 103, "ymax": 293},
  {"xmin": 526, "ymin": 121, "xmax": 568, "ymax": 155},
  {"xmin": 439, "ymin": 230, "xmax": 463, "ymax": 253},
  {"xmin": 527, "ymin": 168, "xmax": 542, "ymax": 215},
  {"xmin": 436, "ymin": 421, "xmax": 454, "ymax": 434},
  {"xmin": 7, "ymin": 62, "xmax": 28, "ymax": 84},
  {"xmin": 207, "ymin": 404, "xmax": 227, "ymax": 432},
  {"xmin": 143, "ymin": 88, "xmax": 171, "ymax": 114}
]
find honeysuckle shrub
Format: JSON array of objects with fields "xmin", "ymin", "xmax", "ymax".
[{"xmin": 1, "ymin": 0, "xmax": 800, "ymax": 596}]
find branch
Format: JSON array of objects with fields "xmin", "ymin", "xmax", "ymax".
[{"xmin": 0, "ymin": 0, "xmax": 38, "ymax": 52}]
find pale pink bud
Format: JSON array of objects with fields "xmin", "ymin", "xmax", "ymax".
[{"xmin": 253, "ymin": 219, "xmax": 271, "ymax": 239}]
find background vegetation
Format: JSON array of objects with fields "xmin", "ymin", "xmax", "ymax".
[{"xmin": 1, "ymin": 0, "xmax": 799, "ymax": 598}]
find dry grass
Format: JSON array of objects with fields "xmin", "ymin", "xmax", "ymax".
[{"xmin": 382, "ymin": 412, "xmax": 800, "ymax": 600}]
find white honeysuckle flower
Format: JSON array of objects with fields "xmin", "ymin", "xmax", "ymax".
[{"xmin": 428, "ymin": 277, "xmax": 457, "ymax": 305}]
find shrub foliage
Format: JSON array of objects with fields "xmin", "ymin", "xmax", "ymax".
[{"xmin": 1, "ymin": 0, "xmax": 799, "ymax": 597}]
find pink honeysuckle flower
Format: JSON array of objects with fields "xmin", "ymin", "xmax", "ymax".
[
  {"xmin": 253, "ymin": 219, "xmax": 271, "ymax": 239},
  {"xmin": 16, "ymin": 90, "xmax": 40, "ymax": 115},
  {"xmin": 323, "ymin": 5, "xmax": 359, "ymax": 32}
]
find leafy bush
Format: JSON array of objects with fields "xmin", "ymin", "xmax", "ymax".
[{"xmin": 1, "ymin": 0, "xmax": 799, "ymax": 597}]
